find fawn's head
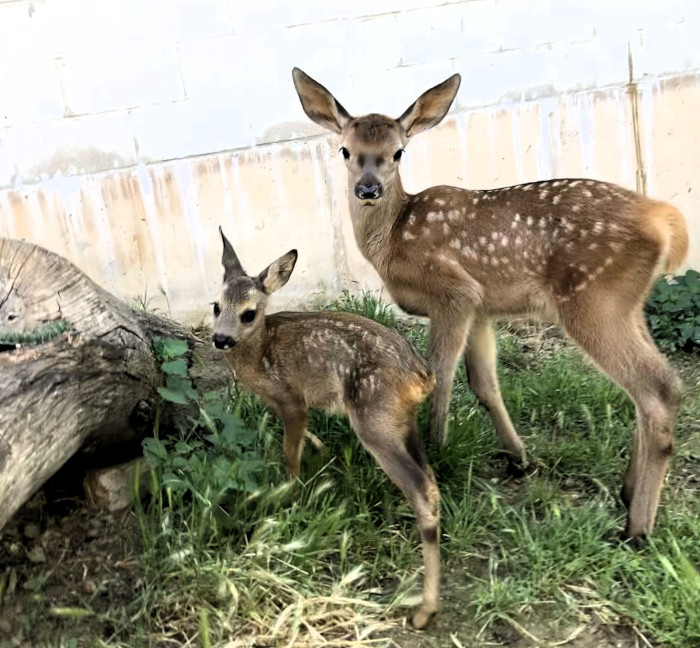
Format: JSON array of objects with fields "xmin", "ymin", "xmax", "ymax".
[
  {"xmin": 212, "ymin": 227, "xmax": 297, "ymax": 351},
  {"xmin": 292, "ymin": 68, "xmax": 460, "ymax": 204}
]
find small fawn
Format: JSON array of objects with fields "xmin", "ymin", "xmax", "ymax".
[
  {"xmin": 292, "ymin": 67, "xmax": 689, "ymax": 540},
  {"xmin": 212, "ymin": 228, "xmax": 441, "ymax": 628}
]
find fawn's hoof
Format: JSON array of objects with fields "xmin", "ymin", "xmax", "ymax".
[
  {"xmin": 411, "ymin": 604, "xmax": 438, "ymax": 630},
  {"xmin": 621, "ymin": 527, "xmax": 648, "ymax": 549}
]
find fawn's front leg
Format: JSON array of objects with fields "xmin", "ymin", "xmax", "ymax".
[
  {"xmin": 427, "ymin": 312, "xmax": 473, "ymax": 446},
  {"xmin": 275, "ymin": 404, "xmax": 309, "ymax": 477},
  {"xmin": 464, "ymin": 318, "xmax": 527, "ymax": 465}
]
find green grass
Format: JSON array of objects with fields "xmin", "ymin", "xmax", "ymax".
[{"xmin": 109, "ymin": 295, "xmax": 700, "ymax": 646}]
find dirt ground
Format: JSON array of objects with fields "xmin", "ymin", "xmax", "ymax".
[{"xmin": 0, "ymin": 470, "xmax": 142, "ymax": 646}]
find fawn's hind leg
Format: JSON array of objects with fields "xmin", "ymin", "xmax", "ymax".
[
  {"xmin": 562, "ymin": 300, "xmax": 681, "ymax": 538},
  {"xmin": 350, "ymin": 408, "xmax": 441, "ymax": 629}
]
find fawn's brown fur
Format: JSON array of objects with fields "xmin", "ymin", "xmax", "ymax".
[
  {"xmin": 212, "ymin": 228, "xmax": 440, "ymax": 628},
  {"xmin": 292, "ymin": 67, "xmax": 689, "ymax": 539}
]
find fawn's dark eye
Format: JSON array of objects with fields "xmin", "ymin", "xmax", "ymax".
[
  {"xmin": 213, "ymin": 302, "xmax": 221, "ymax": 317},
  {"xmin": 340, "ymin": 147, "xmax": 350, "ymax": 159},
  {"xmin": 394, "ymin": 149, "xmax": 404, "ymax": 162},
  {"xmin": 240, "ymin": 309, "xmax": 256, "ymax": 324}
]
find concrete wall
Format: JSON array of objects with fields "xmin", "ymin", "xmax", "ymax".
[{"xmin": 0, "ymin": 0, "xmax": 698, "ymax": 321}]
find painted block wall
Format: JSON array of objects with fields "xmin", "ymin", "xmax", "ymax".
[{"xmin": 0, "ymin": 0, "xmax": 698, "ymax": 320}]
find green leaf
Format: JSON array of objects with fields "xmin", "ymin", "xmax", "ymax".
[
  {"xmin": 143, "ymin": 438, "xmax": 168, "ymax": 466},
  {"xmin": 172, "ymin": 456, "xmax": 190, "ymax": 470},
  {"xmin": 685, "ymin": 268, "xmax": 700, "ymax": 284},
  {"xmin": 153, "ymin": 337, "xmax": 189, "ymax": 361},
  {"xmin": 174, "ymin": 440, "xmax": 192, "ymax": 454},
  {"xmin": 161, "ymin": 359, "xmax": 188, "ymax": 377},
  {"xmin": 165, "ymin": 375, "xmax": 198, "ymax": 400},
  {"xmin": 158, "ymin": 386, "xmax": 191, "ymax": 404},
  {"xmin": 680, "ymin": 322, "xmax": 695, "ymax": 340}
]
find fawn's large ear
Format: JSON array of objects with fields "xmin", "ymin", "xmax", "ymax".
[
  {"xmin": 219, "ymin": 226, "xmax": 246, "ymax": 281},
  {"xmin": 397, "ymin": 73, "xmax": 461, "ymax": 138},
  {"xmin": 292, "ymin": 67, "xmax": 352, "ymax": 134},
  {"xmin": 257, "ymin": 249, "xmax": 298, "ymax": 294}
]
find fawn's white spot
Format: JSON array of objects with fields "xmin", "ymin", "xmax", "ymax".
[
  {"xmin": 515, "ymin": 236, "xmax": 522, "ymax": 246},
  {"xmin": 500, "ymin": 235, "xmax": 509, "ymax": 246},
  {"xmin": 448, "ymin": 209, "xmax": 460, "ymax": 221},
  {"xmin": 468, "ymin": 211, "xmax": 476, "ymax": 220},
  {"xmin": 403, "ymin": 231, "xmax": 416, "ymax": 240},
  {"xmin": 450, "ymin": 239, "xmax": 461, "ymax": 249},
  {"xmin": 472, "ymin": 197, "xmax": 479, "ymax": 205},
  {"xmin": 526, "ymin": 216, "xmax": 534, "ymax": 226},
  {"xmin": 488, "ymin": 243, "xmax": 496, "ymax": 252},
  {"xmin": 522, "ymin": 183, "xmax": 533, "ymax": 191},
  {"xmin": 572, "ymin": 205, "xmax": 581, "ymax": 212},
  {"xmin": 570, "ymin": 180, "xmax": 582, "ymax": 187},
  {"xmin": 435, "ymin": 198, "xmax": 446, "ymax": 206},
  {"xmin": 491, "ymin": 231, "xmax": 499, "ymax": 240},
  {"xmin": 593, "ymin": 221, "xmax": 604, "ymax": 234},
  {"xmin": 479, "ymin": 236, "xmax": 487, "ymax": 245},
  {"xmin": 539, "ymin": 189, "xmax": 549, "ymax": 199},
  {"xmin": 427, "ymin": 211, "xmax": 442, "ymax": 222},
  {"xmin": 583, "ymin": 189, "xmax": 592, "ymax": 198},
  {"xmin": 553, "ymin": 195, "xmax": 561, "ymax": 205}
]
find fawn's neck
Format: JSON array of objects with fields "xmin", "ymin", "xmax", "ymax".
[
  {"xmin": 349, "ymin": 179, "xmax": 409, "ymax": 271},
  {"xmin": 224, "ymin": 326, "xmax": 268, "ymax": 376}
]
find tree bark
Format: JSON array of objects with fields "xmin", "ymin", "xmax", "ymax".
[{"xmin": 0, "ymin": 238, "xmax": 232, "ymax": 531}]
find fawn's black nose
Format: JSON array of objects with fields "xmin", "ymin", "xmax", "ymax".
[
  {"xmin": 213, "ymin": 333, "xmax": 236, "ymax": 350},
  {"xmin": 355, "ymin": 182, "xmax": 383, "ymax": 200}
]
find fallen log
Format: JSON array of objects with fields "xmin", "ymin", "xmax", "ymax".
[{"xmin": 0, "ymin": 237, "xmax": 231, "ymax": 531}]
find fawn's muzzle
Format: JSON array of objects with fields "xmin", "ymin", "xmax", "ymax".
[
  {"xmin": 213, "ymin": 333, "xmax": 236, "ymax": 350},
  {"xmin": 355, "ymin": 181, "xmax": 383, "ymax": 200}
]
